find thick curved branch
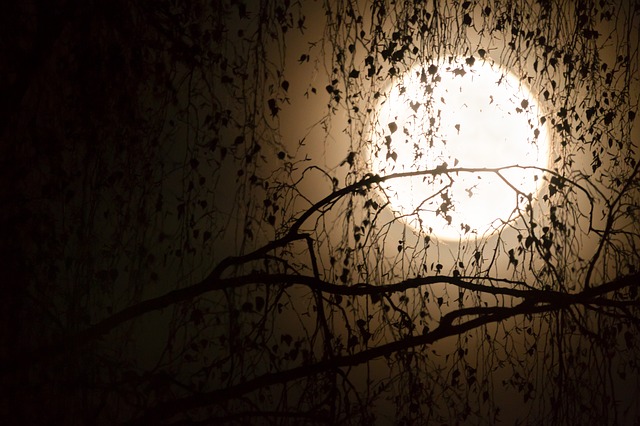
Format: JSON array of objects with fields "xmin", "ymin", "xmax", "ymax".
[
  {"xmin": 9, "ymin": 269, "xmax": 638, "ymax": 373},
  {"xmin": 124, "ymin": 300, "xmax": 560, "ymax": 425},
  {"xmin": 289, "ymin": 164, "xmax": 596, "ymax": 237}
]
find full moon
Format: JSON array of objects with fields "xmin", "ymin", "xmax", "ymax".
[{"xmin": 370, "ymin": 56, "xmax": 550, "ymax": 241}]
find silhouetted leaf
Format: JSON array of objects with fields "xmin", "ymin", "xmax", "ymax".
[
  {"xmin": 342, "ymin": 151, "xmax": 355, "ymax": 166},
  {"xmin": 452, "ymin": 68, "xmax": 466, "ymax": 77},
  {"xmin": 604, "ymin": 111, "xmax": 615, "ymax": 125},
  {"xmin": 267, "ymin": 98, "xmax": 279, "ymax": 117},
  {"xmin": 281, "ymin": 334, "xmax": 292, "ymax": 346},
  {"xmin": 525, "ymin": 236, "xmax": 534, "ymax": 248}
]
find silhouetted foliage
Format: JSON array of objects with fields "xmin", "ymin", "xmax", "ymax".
[{"xmin": 2, "ymin": 0, "xmax": 639, "ymax": 425}]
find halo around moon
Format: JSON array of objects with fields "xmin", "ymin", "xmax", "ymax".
[{"xmin": 369, "ymin": 56, "xmax": 551, "ymax": 241}]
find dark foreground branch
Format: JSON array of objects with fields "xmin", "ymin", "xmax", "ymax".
[
  {"xmin": 125, "ymin": 271, "xmax": 639, "ymax": 424},
  {"xmin": 6, "ymin": 270, "xmax": 638, "ymax": 374},
  {"xmin": 124, "ymin": 300, "xmax": 561, "ymax": 425}
]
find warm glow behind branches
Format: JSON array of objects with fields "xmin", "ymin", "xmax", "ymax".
[{"xmin": 370, "ymin": 56, "xmax": 551, "ymax": 241}]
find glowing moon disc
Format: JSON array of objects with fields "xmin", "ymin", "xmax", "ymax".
[{"xmin": 370, "ymin": 57, "xmax": 550, "ymax": 240}]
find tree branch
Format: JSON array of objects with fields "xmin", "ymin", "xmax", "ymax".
[{"xmin": 124, "ymin": 300, "xmax": 560, "ymax": 425}]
